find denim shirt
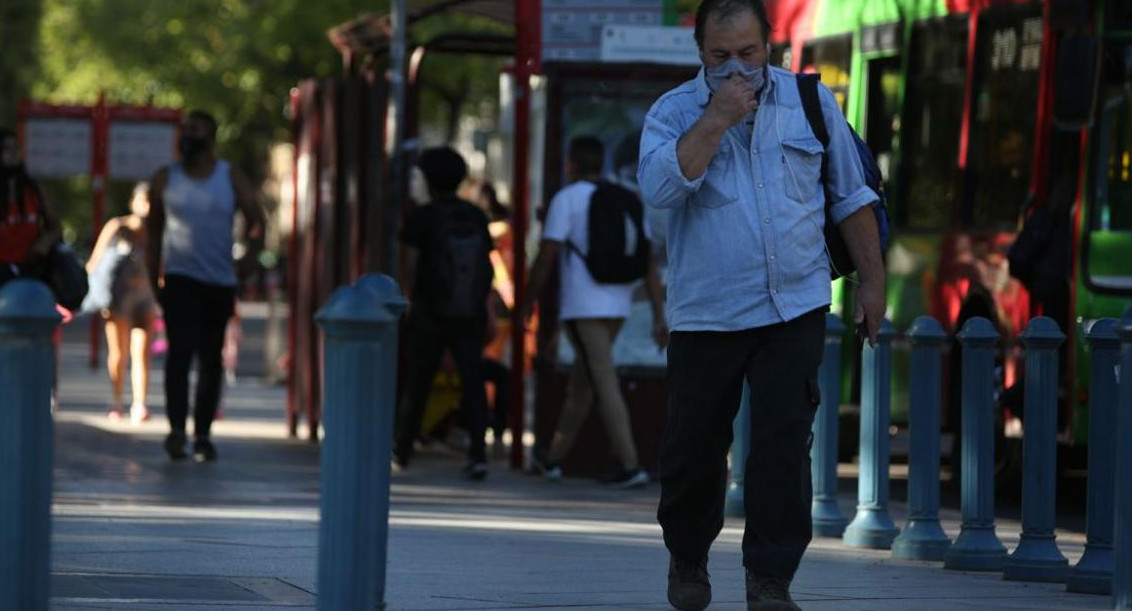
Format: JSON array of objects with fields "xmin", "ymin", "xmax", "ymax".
[{"xmin": 638, "ymin": 66, "xmax": 877, "ymax": 332}]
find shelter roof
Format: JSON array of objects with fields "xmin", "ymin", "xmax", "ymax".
[{"xmin": 328, "ymin": 0, "xmax": 514, "ymax": 57}]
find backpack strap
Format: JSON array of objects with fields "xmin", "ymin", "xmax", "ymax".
[{"xmin": 796, "ymin": 73, "xmax": 829, "ymax": 149}]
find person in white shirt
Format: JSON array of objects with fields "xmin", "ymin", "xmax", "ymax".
[{"xmin": 523, "ymin": 135, "xmax": 668, "ymax": 488}]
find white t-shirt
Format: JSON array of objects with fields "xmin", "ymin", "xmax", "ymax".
[{"xmin": 541, "ymin": 180, "xmax": 646, "ymax": 321}]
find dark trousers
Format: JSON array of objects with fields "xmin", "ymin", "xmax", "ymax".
[
  {"xmin": 160, "ymin": 274, "xmax": 235, "ymax": 439},
  {"xmin": 658, "ymin": 308, "xmax": 825, "ymax": 579},
  {"xmin": 396, "ymin": 313, "xmax": 488, "ymax": 463}
]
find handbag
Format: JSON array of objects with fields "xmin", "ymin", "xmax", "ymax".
[
  {"xmin": 45, "ymin": 242, "xmax": 89, "ymax": 311},
  {"xmin": 81, "ymin": 242, "xmax": 126, "ymax": 313}
]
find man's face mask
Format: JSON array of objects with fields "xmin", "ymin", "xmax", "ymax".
[
  {"xmin": 178, "ymin": 134, "xmax": 209, "ymax": 160},
  {"xmin": 704, "ymin": 57, "xmax": 766, "ymax": 94}
]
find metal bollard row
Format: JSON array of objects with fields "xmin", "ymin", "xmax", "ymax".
[
  {"xmin": 315, "ymin": 274, "xmax": 406, "ymax": 611},
  {"xmin": 730, "ymin": 309, "xmax": 1130, "ymax": 605}
]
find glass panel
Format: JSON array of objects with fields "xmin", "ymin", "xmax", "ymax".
[
  {"xmin": 899, "ymin": 16, "xmax": 968, "ymax": 230},
  {"xmin": 800, "ymin": 36, "xmax": 852, "ymax": 113},
  {"xmin": 1092, "ymin": 41, "xmax": 1132, "ymax": 232},
  {"xmin": 967, "ymin": 3, "xmax": 1043, "ymax": 229},
  {"xmin": 864, "ymin": 56, "xmax": 902, "ymax": 183},
  {"xmin": 1086, "ymin": 39, "xmax": 1132, "ymax": 292}
]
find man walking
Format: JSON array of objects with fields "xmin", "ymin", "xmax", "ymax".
[
  {"xmin": 525, "ymin": 135, "xmax": 667, "ymax": 488},
  {"xmin": 147, "ymin": 110, "xmax": 263, "ymax": 462},
  {"xmin": 394, "ymin": 147, "xmax": 495, "ymax": 480},
  {"xmin": 637, "ymin": 1, "xmax": 885, "ymax": 609}
]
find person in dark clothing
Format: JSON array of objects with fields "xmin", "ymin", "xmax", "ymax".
[
  {"xmin": 0, "ymin": 128, "xmax": 61, "ymax": 288},
  {"xmin": 395, "ymin": 147, "xmax": 494, "ymax": 480},
  {"xmin": 147, "ymin": 111, "xmax": 264, "ymax": 462}
]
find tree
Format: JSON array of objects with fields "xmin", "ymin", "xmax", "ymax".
[{"xmin": 0, "ymin": 0, "xmax": 44, "ymax": 126}]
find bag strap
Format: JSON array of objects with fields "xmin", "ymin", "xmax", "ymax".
[{"xmin": 796, "ymin": 74, "xmax": 829, "ymax": 149}]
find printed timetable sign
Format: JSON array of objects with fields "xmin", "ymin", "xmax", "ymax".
[
  {"xmin": 108, "ymin": 121, "xmax": 178, "ymax": 180},
  {"xmin": 23, "ymin": 118, "xmax": 93, "ymax": 179},
  {"xmin": 600, "ymin": 25, "xmax": 699, "ymax": 66},
  {"xmin": 542, "ymin": 0, "xmax": 665, "ymax": 62}
]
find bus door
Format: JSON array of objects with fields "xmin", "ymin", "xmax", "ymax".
[{"xmin": 1082, "ymin": 40, "xmax": 1132, "ymax": 298}]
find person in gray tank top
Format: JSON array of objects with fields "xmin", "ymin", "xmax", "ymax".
[{"xmin": 146, "ymin": 110, "xmax": 264, "ymax": 463}]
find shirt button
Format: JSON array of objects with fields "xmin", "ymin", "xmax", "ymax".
[
  {"xmin": 764, "ymin": 218, "xmax": 771, "ymax": 224},
  {"xmin": 770, "ymin": 255, "xmax": 776, "ymax": 261},
  {"xmin": 757, "ymin": 183, "xmax": 764, "ymax": 189},
  {"xmin": 772, "ymin": 289, "xmax": 778, "ymax": 294}
]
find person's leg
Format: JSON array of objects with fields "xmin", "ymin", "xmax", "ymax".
[
  {"xmin": 161, "ymin": 276, "xmax": 200, "ymax": 438},
  {"xmin": 128, "ymin": 306, "xmax": 156, "ymax": 423},
  {"xmin": 394, "ymin": 316, "xmax": 446, "ymax": 463},
  {"xmin": 104, "ymin": 315, "xmax": 129, "ymax": 415},
  {"xmin": 742, "ymin": 309, "xmax": 826, "ymax": 580},
  {"xmin": 658, "ymin": 330, "xmax": 751, "ymax": 564},
  {"xmin": 192, "ymin": 284, "xmax": 235, "ymax": 442},
  {"xmin": 577, "ymin": 318, "xmax": 639, "ymax": 471},
  {"xmin": 483, "ymin": 358, "xmax": 510, "ymax": 439},
  {"xmin": 448, "ymin": 323, "xmax": 489, "ymax": 465},
  {"xmin": 546, "ymin": 321, "xmax": 597, "ymax": 464}
]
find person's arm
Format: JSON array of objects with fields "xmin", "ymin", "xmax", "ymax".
[
  {"xmin": 146, "ymin": 169, "xmax": 169, "ymax": 293},
  {"xmin": 230, "ymin": 166, "xmax": 265, "ymax": 247},
  {"xmin": 839, "ymin": 208, "xmax": 886, "ymax": 346},
  {"xmin": 643, "ymin": 255, "xmax": 668, "ymax": 350},
  {"xmin": 638, "ymin": 75, "xmax": 754, "ymax": 209},
  {"xmin": 29, "ymin": 181, "xmax": 61, "ymax": 260},
  {"xmin": 521, "ymin": 239, "xmax": 560, "ymax": 321},
  {"xmin": 401, "ymin": 246, "xmax": 419, "ymax": 306},
  {"xmin": 815, "ymin": 83, "xmax": 886, "ymax": 346},
  {"xmin": 86, "ymin": 217, "xmax": 122, "ymax": 273}
]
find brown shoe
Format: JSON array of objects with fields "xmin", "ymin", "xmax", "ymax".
[
  {"xmin": 667, "ymin": 556, "xmax": 711, "ymax": 610},
  {"xmin": 746, "ymin": 571, "xmax": 800, "ymax": 610}
]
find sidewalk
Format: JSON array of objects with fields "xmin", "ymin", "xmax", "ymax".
[{"xmin": 49, "ymin": 312, "xmax": 1111, "ymax": 610}]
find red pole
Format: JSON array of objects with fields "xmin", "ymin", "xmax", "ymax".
[
  {"xmin": 89, "ymin": 92, "xmax": 109, "ymax": 369},
  {"xmin": 509, "ymin": 0, "xmax": 539, "ymax": 470},
  {"xmin": 287, "ymin": 87, "xmax": 301, "ymax": 437}
]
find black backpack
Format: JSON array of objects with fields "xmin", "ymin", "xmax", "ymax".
[
  {"xmin": 568, "ymin": 181, "xmax": 650, "ymax": 284},
  {"xmin": 796, "ymin": 73, "xmax": 891, "ymax": 280},
  {"xmin": 426, "ymin": 204, "xmax": 493, "ymax": 318}
]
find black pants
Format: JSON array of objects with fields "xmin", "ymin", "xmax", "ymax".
[
  {"xmin": 396, "ymin": 312, "xmax": 488, "ymax": 463},
  {"xmin": 658, "ymin": 308, "xmax": 825, "ymax": 579},
  {"xmin": 161, "ymin": 274, "xmax": 235, "ymax": 439}
]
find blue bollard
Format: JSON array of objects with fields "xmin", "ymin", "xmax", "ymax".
[
  {"xmin": 1004, "ymin": 317, "xmax": 1068, "ymax": 582},
  {"xmin": 315, "ymin": 275, "xmax": 406, "ymax": 611},
  {"xmin": 0, "ymin": 280, "xmax": 62, "ymax": 611},
  {"xmin": 812, "ymin": 313, "xmax": 847, "ymax": 537},
  {"xmin": 1115, "ymin": 307, "xmax": 1132, "ymax": 610},
  {"xmin": 1067, "ymin": 318, "xmax": 1119, "ymax": 594},
  {"xmin": 844, "ymin": 319, "xmax": 900, "ymax": 549},
  {"xmin": 725, "ymin": 382, "xmax": 751, "ymax": 518},
  {"xmin": 944, "ymin": 317, "xmax": 1007, "ymax": 571},
  {"xmin": 892, "ymin": 316, "xmax": 951, "ymax": 561}
]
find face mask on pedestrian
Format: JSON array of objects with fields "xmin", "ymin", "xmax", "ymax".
[
  {"xmin": 178, "ymin": 134, "xmax": 209, "ymax": 160},
  {"xmin": 704, "ymin": 57, "xmax": 767, "ymax": 94}
]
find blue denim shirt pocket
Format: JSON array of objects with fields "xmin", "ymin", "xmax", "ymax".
[
  {"xmin": 693, "ymin": 146, "xmax": 739, "ymax": 209},
  {"xmin": 780, "ymin": 137, "xmax": 824, "ymax": 204}
]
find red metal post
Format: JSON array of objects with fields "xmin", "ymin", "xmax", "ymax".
[
  {"xmin": 509, "ymin": 0, "xmax": 540, "ymax": 470},
  {"xmin": 89, "ymin": 92, "xmax": 109, "ymax": 369},
  {"xmin": 287, "ymin": 87, "xmax": 301, "ymax": 437}
]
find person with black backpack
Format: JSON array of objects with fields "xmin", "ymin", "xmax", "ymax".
[
  {"xmin": 523, "ymin": 136, "xmax": 668, "ymax": 489},
  {"xmin": 394, "ymin": 147, "xmax": 495, "ymax": 480},
  {"xmin": 636, "ymin": 2, "xmax": 886, "ymax": 610}
]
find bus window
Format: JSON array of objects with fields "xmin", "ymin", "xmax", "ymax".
[
  {"xmin": 800, "ymin": 35, "xmax": 852, "ymax": 113},
  {"xmin": 864, "ymin": 56, "xmax": 902, "ymax": 183},
  {"xmin": 1084, "ymin": 40, "xmax": 1132, "ymax": 294},
  {"xmin": 899, "ymin": 16, "xmax": 968, "ymax": 230},
  {"xmin": 967, "ymin": 3, "xmax": 1044, "ymax": 229}
]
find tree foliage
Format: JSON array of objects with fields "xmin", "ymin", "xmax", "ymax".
[{"xmin": 17, "ymin": 0, "xmax": 513, "ymax": 242}]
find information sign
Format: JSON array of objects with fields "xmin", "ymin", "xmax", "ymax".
[
  {"xmin": 109, "ymin": 121, "xmax": 178, "ymax": 180},
  {"xmin": 542, "ymin": 0, "xmax": 664, "ymax": 62},
  {"xmin": 600, "ymin": 25, "xmax": 698, "ymax": 66},
  {"xmin": 23, "ymin": 118, "xmax": 93, "ymax": 179}
]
